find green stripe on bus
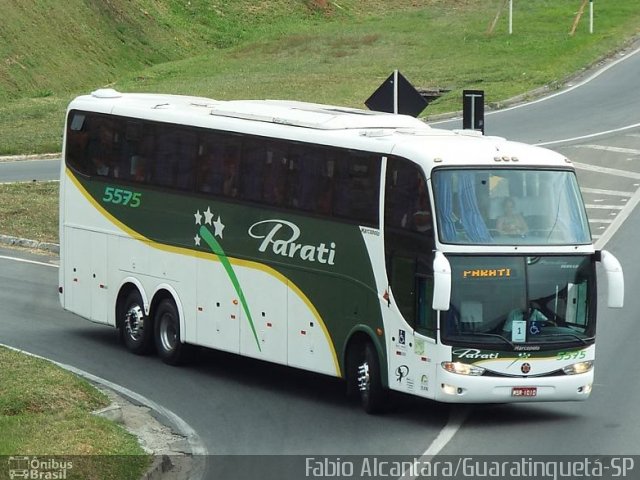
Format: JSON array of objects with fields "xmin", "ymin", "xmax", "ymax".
[{"xmin": 199, "ymin": 224, "xmax": 261, "ymax": 352}]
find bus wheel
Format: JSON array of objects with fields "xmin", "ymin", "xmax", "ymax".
[
  {"xmin": 120, "ymin": 291, "xmax": 154, "ymax": 355},
  {"xmin": 154, "ymin": 298, "xmax": 187, "ymax": 365},
  {"xmin": 356, "ymin": 342, "xmax": 387, "ymax": 414}
]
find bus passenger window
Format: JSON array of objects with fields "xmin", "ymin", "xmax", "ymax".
[
  {"xmin": 87, "ymin": 118, "xmax": 121, "ymax": 178},
  {"xmin": 197, "ymin": 137, "xmax": 225, "ymax": 194},
  {"xmin": 175, "ymin": 130, "xmax": 197, "ymax": 190},
  {"xmin": 333, "ymin": 154, "xmax": 380, "ymax": 225},
  {"xmin": 240, "ymin": 142, "xmax": 266, "ymax": 202},
  {"xmin": 291, "ymin": 149, "xmax": 330, "ymax": 214},
  {"xmin": 154, "ymin": 129, "xmax": 179, "ymax": 187},
  {"xmin": 263, "ymin": 144, "xmax": 288, "ymax": 206},
  {"xmin": 65, "ymin": 112, "xmax": 89, "ymax": 174},
  {"xmin": 222, "ymin": 145, "xmax": 240, "ymax": 197},
  {"xmin": 123, "ymin": 122, "xmax": 154, "ymax": 183},
  {"xmin": 152, "ymin": 128, "xmax": 197, "ymax": 190}
]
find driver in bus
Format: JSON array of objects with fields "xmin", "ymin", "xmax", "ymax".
[{"xmin": 496, "ymin": 197, "xmax": 528, "ymax": 236}]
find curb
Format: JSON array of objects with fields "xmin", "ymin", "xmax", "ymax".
[
  {"xmin": 0, "ymin": 234, "xmax": 60, "ymax": 254},
  {"xmin": 0, "ymin": 153, "xmax": 60, "ymax": 163},
  {"xmin": 0, "ymin": 344, "xmax": 208, "ymax": 480}
]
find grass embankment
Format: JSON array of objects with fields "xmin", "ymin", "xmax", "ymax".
[
  {"xmin": 0, "ymin": 346, "xmax": 149, "ymax": 479},
  {"xmin": 1, "ymin": 0, "xmax": 639, "ymax": 154},
  {"xmin": 0, "ymin": 182, "xmax": 58, "ymax": 243}
]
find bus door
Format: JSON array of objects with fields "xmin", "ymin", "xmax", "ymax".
[{"xmin": 384, "ymin": 157, "xmax": 437, "ymax": 396}]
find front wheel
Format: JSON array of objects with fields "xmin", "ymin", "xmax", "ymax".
[
  {"xmin": 356, "ymin": 342, "xmax": 388, "ymax": 414},
  {"xmin": 154, "ymin": 298, "xmax": 189, "ymax": 365}
]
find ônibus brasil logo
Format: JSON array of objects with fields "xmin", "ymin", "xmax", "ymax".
[{"xmin": 193, "ymin": 206, "xmax": 260, "ymax": 351}]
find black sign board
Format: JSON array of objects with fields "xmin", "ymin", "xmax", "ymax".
[
  {"xmin": 365, "ymin": 70, "xmax": 429, "ymax": 118},
  {"xmin": 462, "ymin": 90, "xmax": 485, "ymax": 133}
]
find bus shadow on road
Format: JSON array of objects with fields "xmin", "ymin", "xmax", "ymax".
[{"xmin": 69, "ymin": 325, "xmax": 456, "ymax": 426}]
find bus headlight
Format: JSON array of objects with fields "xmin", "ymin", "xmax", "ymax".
[
  {"xmin": 441, "ymin": 361, "xmax": 485, "ymax": 376},
  {"xmin": 562, "ymin": 361, "xmax": 593, "ymax": 375}
]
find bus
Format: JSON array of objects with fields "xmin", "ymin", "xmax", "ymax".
[{"xmin": 59, "ymin": 89, "xmax": 624, "ymax": 413}]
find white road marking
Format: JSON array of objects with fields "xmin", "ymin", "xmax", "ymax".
[
  {"xmin": 536, "ymin": 122, "xmax": 640, "ymax": 147},
  {"xmin": 575, "ymin": 145, "xmax": 640, "ymax": 156},
  {"xmin": 400, "ymin": 406, "xmax": 471, "ymax": 480},
  {"xmin": 585, "ymin": 204, "xmax": 624, "ymax": 210},
  {"xmin": 581, "ymin": 187, "xmax": 633, "ymax": 197},
  {"xmin": 589, "ymin": 219, "xmax": 614, "ymax": 224},
  {"xmin": 596, "ymin": 180, "xmax": 640, "ymax": 249},
  {"xmin": 0, "ymin": 254, "xmax": 58, "ymax": 268},
  {"xmin": 572, "ymin": 162, "xmax": 640, "ymax": 179}
]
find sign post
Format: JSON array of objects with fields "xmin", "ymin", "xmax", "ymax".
[
  {"xmin": 462, "ymin": 90, "xmax": 485, "ymax": 134},
  {"xmin": 365, "ymin": 70, "xmax": 429, "ymax": 118}
]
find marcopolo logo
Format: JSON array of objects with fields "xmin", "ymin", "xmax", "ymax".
[
  {"xmin": 8, "ymin": 457, "xmax": 73, "ymax": 479},
  {"xmin": 248, "ymin": 219, "xmax": 337, "ymax": 265}
]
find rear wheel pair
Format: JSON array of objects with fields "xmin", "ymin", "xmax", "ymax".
[{"xmin": 119, "ymin": 291, "xmax": 187, "ymax": 365}]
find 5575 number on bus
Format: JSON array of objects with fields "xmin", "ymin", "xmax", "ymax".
[{"xmin": 102, "ymin": 186, "xmax": 142, "ymax": 208}]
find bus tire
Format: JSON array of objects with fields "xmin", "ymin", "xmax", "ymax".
[
  {"xmin": 154, "ymin": 298, "xmax": 188, "ymax": 365},
  {"xmin": 119, "ymin": 290, "xmax": 154, "ymax": 355},
  {"xmin": 357, "ymin": 342, "xmax": 387, "ymax": 414}
]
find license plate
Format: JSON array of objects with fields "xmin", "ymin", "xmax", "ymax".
[{"xmin": 512, "ymin": 387, "xmax": 537, "ymax": 397}]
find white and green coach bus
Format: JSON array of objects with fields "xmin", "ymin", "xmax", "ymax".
[{"xmin": 59, "ymin": 89, "xmax": 624, "ymax": 412}]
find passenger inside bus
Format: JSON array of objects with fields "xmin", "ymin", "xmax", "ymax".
[
  {"xmin": 88, "ymin": 119, "xmax": 119, "ymax": 177},
  {"xmin": 222, "ymin": 145, "xmax": 240, "ymax": 197}
]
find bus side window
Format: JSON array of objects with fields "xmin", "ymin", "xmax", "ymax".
[
  {"xmin": 262, "ymin": 143, "xmax": 288, "ymax": 207},
  {"xmin": 66, "ymin": 111, "xmax": 89, "ymax": 174},
  {"xmin": 152, "ymin": 127, "xmax": 197, "ymax": 190},
  {"xmin": 175, "ymin": 130, "xmax": 197, "ymax": 190},
  {"xmin": 240, "ymin": 142, "xmax": 266, "ymax": 203},
  {"xmin": 154, "ymin": 128, "xmax": 179, "ymax": 188},
  {"xmin": 293, "ymin": 148, "xmax": 331, "ymax": 215},
  {"xmin": 86, "ymin": 117, "xmax": 121, "ymax": 178},
  {"xmin": 197, "ymin": 136, "xmax": 225, "ymax": 194},
  {"xmin": 123, "ymin": 121, "xmax": 153, "ymax": 183},
  {"xmin": 333, "ymin": 153, "xmax": 380, "ymax": 225}
]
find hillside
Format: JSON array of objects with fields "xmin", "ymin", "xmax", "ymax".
[
  {"xmin": 0, "ymin": 0, "xmax": 429, "ymax": 100},
  {"xmin": 0, "ymin": 0, "xmax": 639, "ymax": 154}
]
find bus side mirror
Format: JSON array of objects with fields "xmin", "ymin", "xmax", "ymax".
[
  {"xmin": 432, "ymin": 251, "xmax": 451, "ymax": 311},
  {"xmin": 598, "ymin": 250, "xmax": 624, "ymax": 308}
]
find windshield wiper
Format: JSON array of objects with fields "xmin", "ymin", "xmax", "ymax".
[
  {"xmin": 463, "ymin": 332, "xmax": 515, "ymax": 349},
  {"xmin": 542, "ymin": 333, "xmax": 590, "ymax": 346}
]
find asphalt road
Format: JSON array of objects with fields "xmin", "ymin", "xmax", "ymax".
[
  {"xmin": 432, "ymin": 40, "xmax": 640, "ymax": 145},
  {"xmin": 2, "ymin": 43, "xmax": 640, "ymax": 479},
  {"xmin": 0, "ymin": 157, "xmax": 60, "ymax": 183}
]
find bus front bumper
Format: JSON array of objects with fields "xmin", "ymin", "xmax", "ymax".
[{"xmin": 435, "ymin": 369, "xmax": 594, "ymax": 403}]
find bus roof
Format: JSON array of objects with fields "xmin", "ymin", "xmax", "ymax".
[
  {"xmin": 82, "ymin": 88, "xmax": 430, "ymax": 131},
  {"xmin": 70, "ymin": 89, "xmax": 572, "ymax": 170}
]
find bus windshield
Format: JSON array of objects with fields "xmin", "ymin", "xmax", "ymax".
[
  {"xmin": 432, "ymin": 168, "xmax": 591, "ymax": 245},
  {"xmin": 441, "ymin": 255, "xmax": 596, "ymax": 349}
]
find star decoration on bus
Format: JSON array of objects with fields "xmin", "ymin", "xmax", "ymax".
[
  {"xmin": 190, "ymin": 206, "xmax": 260, "ymax": 351},
  {"xmin": 193, "ymin": 207, "xmax": 225, "ymax": 246}
]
